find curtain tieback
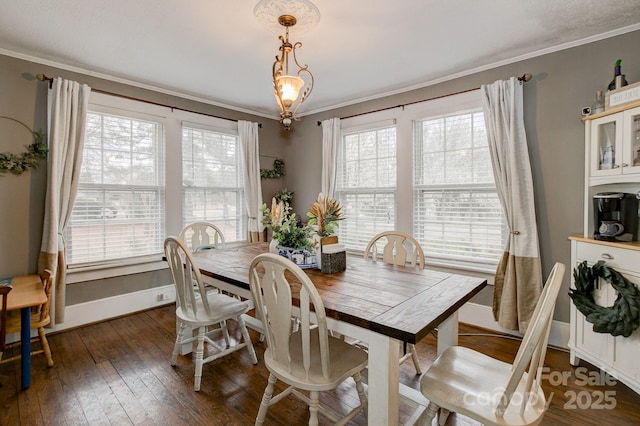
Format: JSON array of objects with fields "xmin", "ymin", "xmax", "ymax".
[{"xmin": 511, "ymin": 230, "xmax": 521, "ymax": 235}]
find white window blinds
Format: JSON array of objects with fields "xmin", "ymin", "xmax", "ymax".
[
  {"xmin": 336, "ymin": 125, "xmax": 397, "ymax": 251},
  {"xmin": 182, "ymin": 125, "xmax": 246, "ymax": 242},
  {"xmin": 413, "ymin": 110, "xmax": 505, "ymax": 266},
  {"xmin": 65, "ymin": 111, "xmax": 165, "ymax": 265}
]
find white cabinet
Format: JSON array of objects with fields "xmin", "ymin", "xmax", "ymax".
[
  {"xmin": 568, "ymin": 238, "xmax": 640, "ymax": 394},
  {"xmin": 571, "ymin": 100, "xmax": 640, "ymax": 396},
  {"xmin": 586, "ymin": 104, "xmax": 640, "ymax": 185}
]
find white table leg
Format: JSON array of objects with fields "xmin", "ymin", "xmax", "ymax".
[
  {"xmin": 367, "ymin": 331, "xmax": 401, "ymax": 426},
  {"xmin": 436, "ymin": 311, "xmax": 458, "ymax": 356}
]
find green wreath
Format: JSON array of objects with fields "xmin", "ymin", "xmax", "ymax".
[
  {"xmin": 569, "ymin": 260, "xmax": 640, "ymax": 337},
  {"xmin": 260, "ymin": 158, "xmax": 285, "ymax": 179},
  {"xmin": 0, "ymin": 116, "xmax": 47, "ymax": 176}
]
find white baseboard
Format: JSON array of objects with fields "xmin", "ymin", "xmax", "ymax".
[
  {"xmin": 7, "ymin": 288, "xmax": 569, "ymax": 351},
  {"xmin": 459, "ymin": 302, "xmax": 569, "ymax": 349},
  {"xmin": 6, "ymin": 285, "xmax": 176, "ymax": 343}
]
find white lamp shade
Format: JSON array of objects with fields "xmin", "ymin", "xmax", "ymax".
[{"xmin": 277, "ymin": 75, "xmax": 304, "ymax": 107}]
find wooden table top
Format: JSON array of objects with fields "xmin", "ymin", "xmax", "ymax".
[
  {"xmin": 3, "ymin": 275, "xmax": 47, "ymax": 311},
  {"xmin": 193, "ymin": 242, "xmax": 487, "ymax": 344}
]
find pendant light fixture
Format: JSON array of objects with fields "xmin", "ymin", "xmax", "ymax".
[{"xmin": 254, "ymin": 0, "xmax": 319, "ymax": 130}]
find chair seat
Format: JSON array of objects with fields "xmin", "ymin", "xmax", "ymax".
[
  {"xmin": 421, "ymin": 346, "xmax": 546, "ymax": 426},
  {"xmin": 176, "ymin": 292, "xmax": 250, "ymax": 326},
  {"xmin": 265, "ymin": 329, "xmax": 368, "ymax": 392}
]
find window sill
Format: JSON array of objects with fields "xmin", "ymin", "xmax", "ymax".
[
  {"xmin": 65, "ymin": 251, "xmax": 495, "ymax": 286},
  {"xmin": 66, "ymin": 256, "xmax": 168, "ymax": 284},
  {"xmin": 348, "ymin": 250, "xmax": 496, "ymax": 285},
  {"xmin": 423, "ymin": 259, "xmax": 496, "ymax": 285}
]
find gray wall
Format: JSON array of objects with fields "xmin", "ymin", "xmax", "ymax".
[
  {"xmin": 281, "ymin": 29, "xmax": 640, "ymax": 323},
  {"xmin": 0, "ymin": 54, "xmax": 284, "ymax": 304},
  {"xmin": 2, "ymin": 29, "xmax": 639, "ymax": 322}
]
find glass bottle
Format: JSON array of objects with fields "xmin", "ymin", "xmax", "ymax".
[
  {"xmin": 592, "ymin": 90, "xmax": 605, "ymax": 114},
  {"xmin": 608, "ymin": 59, "xmax": 629, "ymax": 91}
]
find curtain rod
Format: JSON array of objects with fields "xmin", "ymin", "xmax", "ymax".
[
  {"xmin": 317, "ymin": 73, "xmax": 532, "ymax": 126},
  {"xmin": 35, "ymin": 74, "xmax": 262, "ymax": 128}
]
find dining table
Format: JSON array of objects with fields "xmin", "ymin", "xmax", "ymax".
[
  {"xmin": 3, "ymin": 274, "xmax": 47, "ymax": 389},
  {"xmin": 192, "ymin": 242, "xmax": 487, "ymax": 425}
]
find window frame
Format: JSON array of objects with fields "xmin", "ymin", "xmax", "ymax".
[
  {"xmin": 66, "ymin": 93, "xmax": 243, "ymax": 283},
  {"xmin": 412, "ymin": 108, "xmax": 506, "ymax": 269},
  {"xmin": 335, "ymin": 117, "xmax": 398, "ymax": 251},
  {"xmin": 337, "ymin": 91, "xmax": 505, "ymax": 276},
  {"xmin": 181, "ymin": 121, "xmax": 247, "ymax": 241}
]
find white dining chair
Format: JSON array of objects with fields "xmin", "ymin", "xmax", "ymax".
[
  {"xmin": 164, "ymin": 236, "xmax": 257, "ymax": 391},
  {"xmin": 418, "ymin": 262, "xmax": 566, "ymax": 426},
  {"xmin": 179, "ymin": 223, "xmax": 227, "ymax": 290},
  {"xmin": 179, "ymin": 221, "xmax": 226, "ymax": 252},
  {"xmin": 364, "ymin": 230, "xmax": 425, "ymax": 374},
  {"xmin": 364, "ymin": 230, "xmax": 425, "ymax": 269},
  {"xmin": 249, "ymin": 253, "xmax": 368, "ymax": 425}
]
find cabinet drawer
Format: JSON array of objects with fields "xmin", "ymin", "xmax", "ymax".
[{"xmin": 575, "ymin": 242, "xmax": 640, "ymax": 272}]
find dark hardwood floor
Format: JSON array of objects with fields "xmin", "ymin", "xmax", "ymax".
[{"xmin": 1, "ymin": 304, "xmax": 639, "ymax": 425}]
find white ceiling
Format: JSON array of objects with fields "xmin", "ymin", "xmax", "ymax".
[{"xmin": 2, "ymin": 0, "xmax": 640, "ymax": 119}]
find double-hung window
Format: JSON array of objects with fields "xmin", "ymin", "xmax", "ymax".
[
  {"xmin": 65, "ymin": 93, "xmax": 248, "ymax": 276},
  {"xmin": 334, "ymin": 91, "xmax": 505, "ymax": 271},
  {"xmin": 335, "ymin": 122, "xmax": 397, "ymax": 251},
  {"xmin": 65, "ymin": 107, "xmax": 165, "ymax": 265},
  {"xmin": 413, "ymin": 110, "xmax": 505, "ymax": 267},
  {"xmin": 182, "ymin": 124, "xmax": 246, "ymax": 242}
]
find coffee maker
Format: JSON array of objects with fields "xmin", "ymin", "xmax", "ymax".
[{"xmin": 593, "ymin": 192, "xmax": 639, "ymax": 242}]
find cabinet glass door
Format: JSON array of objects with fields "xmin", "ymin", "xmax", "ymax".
[
  {"xmin": 622, "ymin": 107, "xmax": 640, "ymax": 175},
  {"xmin": 590, "ymin": 114, "xmax": 622, "ymax": 177}
]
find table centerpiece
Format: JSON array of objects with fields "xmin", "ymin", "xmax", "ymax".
[
  {"xmin": 262, "ymin": 198, "xmax": 317, "ymax": 268},
  {"xmin": 307, "ymin": 193, "xmax": 345, "ymax": 271}
]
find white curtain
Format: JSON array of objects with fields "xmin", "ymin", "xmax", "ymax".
[
  {"xmin": 481, "ymin": 77, "xmax": 542, "ymax": 333},
  {"xmin": 38, "ymin": 78, "xmax": 91, "ymax": 325},
  {"xmin": 239, "ymin": 120, "xmax": 264, "ymax": 242},
  {"xmin": 321, "ymin": 118, "xmax": 340, "ymax": 198}
]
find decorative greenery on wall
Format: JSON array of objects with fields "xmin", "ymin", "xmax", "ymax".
[
  {"xmin": 274, "ymin": 188, "xmax": 293, "ymax": 205},
  {"xmin": 260, "ymin": 158, "xmax": 285, "ymax": 179},
  {"xmin": 0, "ymin": 116, "xmax": 47, "ymax": 176}
]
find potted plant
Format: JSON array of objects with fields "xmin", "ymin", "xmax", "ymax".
[
  {"xmin": 307, "ymin": 193, "xmax": 345, "ymax": 238},
  {"xmin": 261, "ymin": 198, "xmax": 316, "ymax": 268},
  {"xmin": 307, "ymin": 193, "xmax": 345, "ymax": 269}
]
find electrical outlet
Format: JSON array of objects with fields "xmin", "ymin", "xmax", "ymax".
[{"xmin": 157, "ymin": 292, "xmax": 170, "ymax": 302}]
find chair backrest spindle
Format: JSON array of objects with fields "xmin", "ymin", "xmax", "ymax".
[{"xmin": 38, "ymin": 269, "xmax": 53, "ymax": 322}]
